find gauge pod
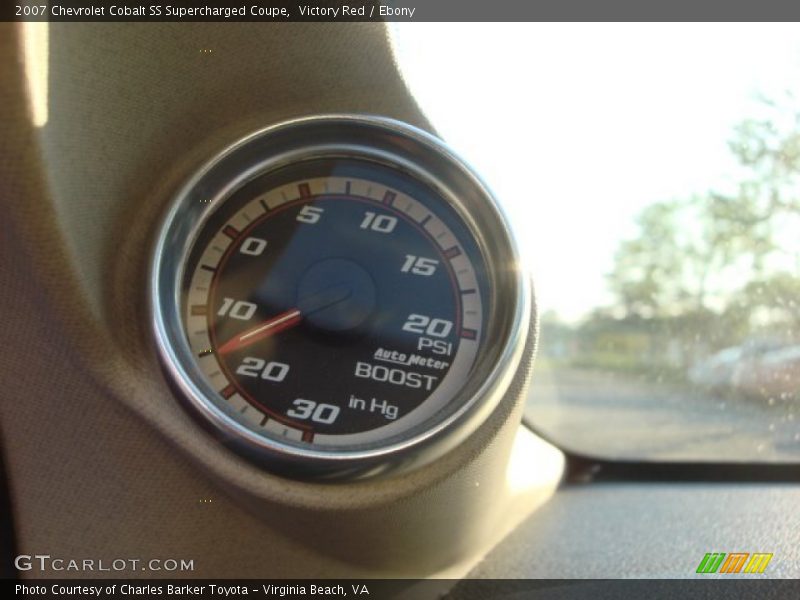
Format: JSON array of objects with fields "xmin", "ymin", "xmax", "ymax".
[{"xmin": 151, "ymin": 115, "xmax": 532, "ymax": 479}]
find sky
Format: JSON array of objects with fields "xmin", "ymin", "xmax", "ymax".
[{"xmin": 390, "ymin": 23, "xmax": 800, "ymax": 322}]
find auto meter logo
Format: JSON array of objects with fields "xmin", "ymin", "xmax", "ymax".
[{"xmin": 696, "ymin": 552, "xmax": 773, "ymax": 574}]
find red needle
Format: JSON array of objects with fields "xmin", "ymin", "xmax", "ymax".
[{"xmin": 217, "ymin": 308, "xmax": 302, "ymax": 355}]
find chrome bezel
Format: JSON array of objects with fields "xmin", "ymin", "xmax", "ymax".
[{"xmin": 150, "ymin": 115, "xmax": 530, "ymax": 479}]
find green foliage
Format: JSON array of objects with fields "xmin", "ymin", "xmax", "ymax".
[
  {"xmin": 578, "ymin": 96, "xmax": 800, "ymax": 375},
  {"xmin": 607, "ymin": 95, "xmax": 800, "ymax": 337},
  {"xmin": 608, "ymin": 201, "xmax": 684, "ymax": 317}
]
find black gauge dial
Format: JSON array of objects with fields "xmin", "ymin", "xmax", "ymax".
[
  {"xmin": 184, "ymin": 160, "xmax": 486, "ymax": 445},
  {"xmin": 152, "ymin": 116, "xmax": 529, "ymax": 478}
]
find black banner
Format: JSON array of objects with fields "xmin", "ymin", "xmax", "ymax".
[
  {"xmin": 5, "ymin": 0, "xmax": 800, "ymax": 22},
  {"xmin": 6, "ymin": 579, "xmax": 800, "ymax": 600}
]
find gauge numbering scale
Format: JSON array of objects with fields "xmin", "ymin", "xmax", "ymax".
[{"xmin": 151, "ymin": 116, "xmax": 532, "ymax": 479}]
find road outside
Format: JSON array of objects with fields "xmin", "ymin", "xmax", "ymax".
[{"xmin": 525, "ymin": 363, "xmax": 800, "ymax": 462}]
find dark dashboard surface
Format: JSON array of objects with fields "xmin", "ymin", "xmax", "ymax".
[{"xmin": 467, "ymin": 482, "xmax": 799, "ymax": 578}]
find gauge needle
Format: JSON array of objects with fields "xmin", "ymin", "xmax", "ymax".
[
  {"xmin": 217, "ymin": 283, "xmax": 352, "ymax": 355},
  {"xmin": 217, "ymin": 308, "xmax": 302, "ymax": 355}
]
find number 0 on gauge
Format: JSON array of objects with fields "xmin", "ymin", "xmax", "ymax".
[{"xmin": 151, "ymin": 116, "xmax": 531, "ymax": 479}]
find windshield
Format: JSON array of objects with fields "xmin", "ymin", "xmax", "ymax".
[{"xmin": 391, "ymin": 23, "xmax": 800, "ymax": 461}]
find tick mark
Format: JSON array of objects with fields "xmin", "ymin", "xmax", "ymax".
[
  {"xmin": 382, "ymin": 190, "xmax": 396, "ymax": 205},
  {"xmin": 223, "ymin": 225, "xmax": 239, "ymax": 239},
  {"xmin": 298, "ymin": 183, "xmax": 311, "ymax": 198},
  {"xmin": 444, "ymin": 246, "xmax": 462, "ymax": 259},
  {"xmin": 190, "ymin": 305, "xmax": 207, "ymax": 316}
]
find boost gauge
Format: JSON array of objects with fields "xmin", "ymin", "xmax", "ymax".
[{"xmin": 151, "ymin": 116, "xmax": 531, "ymax": 479}]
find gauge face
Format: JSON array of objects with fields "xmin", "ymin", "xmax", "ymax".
[
  {"xmin": 152, "ymin": 116, "xmax": 529, "ymax": 478},
  {"xmin": 183, "ymin": 160, "xmax": 486, "ymax": 446}
]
